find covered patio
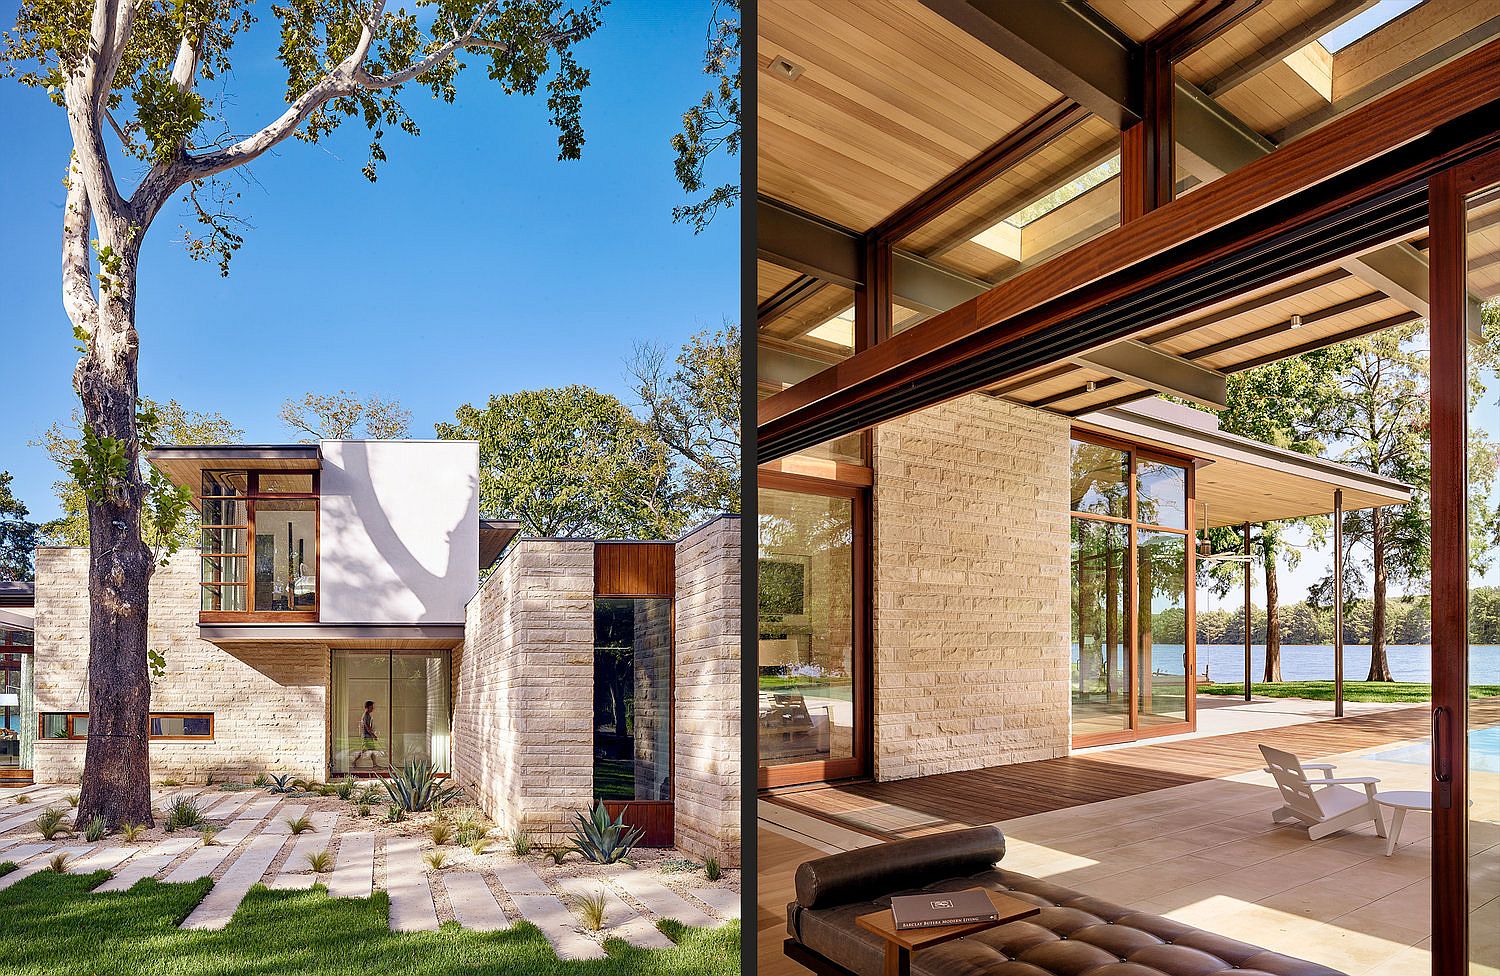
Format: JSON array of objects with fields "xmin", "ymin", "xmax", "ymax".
[{"xmin": 756, "ymin": 1, "xmax": 1500, "ymax": 973}]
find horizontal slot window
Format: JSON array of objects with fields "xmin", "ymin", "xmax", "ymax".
[{"xmin": 40, "ymin": 712, "xmax": 214, "ymax": 741}]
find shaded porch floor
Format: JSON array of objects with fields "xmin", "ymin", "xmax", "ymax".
[{"xmin": 759, "ymin": 696, "xmax": 1500, "ymax": 976}]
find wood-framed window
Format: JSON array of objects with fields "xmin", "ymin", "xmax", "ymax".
[
  {"xmin": 39, "ymin": 712, "xmax": 214, "ymax": 741},
  {"xmin": 200, "ymin": 470, "xmax": 319, "ymax": 622},
  {"xmin": 1069, "ymin": 429, "xmax": 1197, "ymax": 749}
]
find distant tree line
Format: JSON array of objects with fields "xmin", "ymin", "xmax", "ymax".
[{"xmin": 1179, "ymin": 586, "xmax": 1500, "ymax": 645}]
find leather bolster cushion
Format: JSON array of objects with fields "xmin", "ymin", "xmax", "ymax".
[{"xmin": 794, "ymin": 825, "xmax": 1006, "ymax": 910}]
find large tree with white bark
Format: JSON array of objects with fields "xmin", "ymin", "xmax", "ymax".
[{"xmin": 3, "ymin": 0, "xmax": 603, "ymax": 827}]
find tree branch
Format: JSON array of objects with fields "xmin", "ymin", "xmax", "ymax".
[{"xmin": 352, "ymin": 0, "xmax": 505, "ymax": 89}]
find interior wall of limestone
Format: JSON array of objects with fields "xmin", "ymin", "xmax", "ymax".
[
  {"xmin": 672, "ymin": 515, "xmax": 741, "ymax": 865},
  {"xmin": 30, "ymin": 548, "xmax": 329, "ymax": 783},
  {"xmin": 871, "ymin": 395, "xmax": 1071, "ymax": 782},
  {"xmin": 451, "ymin": 539, "xmax": 594, "ymax": 840}
]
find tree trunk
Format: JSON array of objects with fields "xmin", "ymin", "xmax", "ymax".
[
  {"xmin": 1367, "ymin": 511, "xmax": 1393, "ymax": 682},
  {"xmin": 73, "ymin": 237, "xmax": 155, "ymax": 829},
  {"xmin": 1262, "ymin": 535, "xmax": 1282, "ymax": 682}
]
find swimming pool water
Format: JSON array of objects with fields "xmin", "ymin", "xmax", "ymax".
[{"xmin": 1364, "ymin": 725, "xmax": 1500, "ymax": 774}]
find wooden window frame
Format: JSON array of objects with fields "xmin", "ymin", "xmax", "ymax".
[
  {"xmin": 39, "ymin": 711, "xmax": 215, "ymax": 741},
  {"xmin": 1069, "ymin": 430, "xmax": 1198, "ymax": 749},
  {"xmin": 757, "ymin": 471, "xmax": 872, "ymax": 790},
  {"xmin": 199, "ymin": 470, "xmax": 321, "ymax": 623}
]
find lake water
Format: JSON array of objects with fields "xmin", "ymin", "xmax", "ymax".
[{"xmin": 1194, "ymin": 644, "xmax": 1500, "ymax": 685}]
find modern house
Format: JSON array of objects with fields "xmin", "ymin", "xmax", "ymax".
[
  {"xmin": 757, "ymin": 1, "xmax": 1498, "ymax": 972},
  {"xmin": 17, "ymin": 440, "xmax": 739, "ymax": 863}
]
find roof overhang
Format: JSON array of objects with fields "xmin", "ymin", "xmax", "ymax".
[
  {"xmin": 0, "ymin": 581, "xmax": 35, "ymax": 608},
  {"xmin": 479, "ymin": 520, "xmax": 524, "ymax": 569},
  {"xmin": 199, "ymin": 622, "xmax": 464, "ymax": 649},
  {"xmin": 1075, "ymin": 398, "xmax": 1412, "ymax": 527},
  {"xmin": 0, "ymin": 607, "xmax": 33, "ymax": 632},
  {"xmin": 145, "ymin": 445, "xmax": 321, "ymax": 508}
]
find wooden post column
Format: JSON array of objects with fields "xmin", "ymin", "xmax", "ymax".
[
  {"xmin": 1243, "ymin": 522, "xmax": 1252, "ymax": 702},
  {"xmin": 1333, "ymin": 489, "xmax": 1344, "ymax": 719}
]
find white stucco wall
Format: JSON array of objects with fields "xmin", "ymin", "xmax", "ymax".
[{"xmin": 318, "ymin": 440, "xmax": 480, "ymax": 624}]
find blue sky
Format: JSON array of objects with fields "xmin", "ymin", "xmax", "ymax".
[{"xmin": 0, "ymin": 0, "xmax": 737, "ymax": 525}]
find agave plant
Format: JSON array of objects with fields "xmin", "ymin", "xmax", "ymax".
[
  {"xmin": 569, "ymin": 800, "xmax": 644, "ymax": 865},
  {"xmin": 380, "ymin": 760, "xmax": 466, "ymax": 813},
  {"xmin": 267, "ymin": 773, "xmax": 294, "ymax": 794},
  {"xmin": 333, "ymin": 777, "xmax": 355, "ymax": 801}
]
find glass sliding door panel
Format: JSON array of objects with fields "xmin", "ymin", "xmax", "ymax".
[
  {"xmin": 390, "ymin": 652, "xmax": 451, "ymax": 773},
  {"xmin": 1466, "ymin": 182, "xmax": 1499, "ymax": 973},
  {"xmin": 1137, "ymin": 530, "xmax": 1189, "ymax": 726},
  {"xmin": 1071, "ymin": 518, "xmax": 1130, "ymax": 737},
  {"xmin": 758, "ymin": 487, "xmax": 856, "ymax": 770},
  {"xmin": 331, "ymin": 652, "xmax": 392, "ymax": 776},
  {"xmin": 593, "ymin": 597, "xmax": 673, "ymax": 802}
]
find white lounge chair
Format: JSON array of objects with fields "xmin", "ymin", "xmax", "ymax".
[{"xmin": 1259, "ymin": 744, "xmax": 1387, "ymax": 841}]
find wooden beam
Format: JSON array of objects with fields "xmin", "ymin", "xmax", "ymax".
[
  {"xmin": 918, "ymin": 0, "xmax": 1141, "ymax": 128},
  {"xmin": 1202, "ymin": 0, "xmax": 1378, "ymax": 97},
  {"xmin": 1151, "ymin": 0, "xmax": 1266, "ymax": 60},
  {"xmin": 872, "ymin": 100, "xmax": 1091, "ymax": 246},
  {"xmin": 1067, "ymin": 340, "xmax": 1227, "ymax": 409},
  {"xmin": 1333, "ymin": 489, "xmax": 1344, "ymax": 719}
]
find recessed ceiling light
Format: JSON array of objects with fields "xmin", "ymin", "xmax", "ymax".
[
  {"xmin": 768, "ymin": 55, "xmax": 804, "ymax": 82},
  {"xmin": 1288, "ymin": 314, "xmax": 1304, "ymax": 329}
]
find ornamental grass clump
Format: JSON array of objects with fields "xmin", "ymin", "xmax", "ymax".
[
  {"xmin": 164, "ymin": 796, "xmax": 206, "ymax": 832},
  {"xmin": 286, "ymin": 815, "xmax": 314, "ymax": 835},
  {"xmin": 120, "ymin": 822, "xmax": 147, "ymax": 843},
  {"xmin": 570, "ymin": 800, "xmax": 643, "ymax": 865},
  {"xmin": 83, "ymin": 815, "xmax": 108, "ymax": 842},
  {"xmin": 34, "ymin": 808, "xmax": 68, "ymax": 840},
  {"xmin": 305, "ymin": 849, "xmax": 333, "ymax": 873},
  {"xmin": 509, "ymin": 829, "xmax": 532, "ymax": 856},
  {"xmin": 429, "ymin": 820, "xmax": 454, "ymax": 846},
  {"xmin": 577, "ymin": 889, "xmax": 608, "ymax": 932}
]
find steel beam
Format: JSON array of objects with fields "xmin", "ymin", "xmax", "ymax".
[
  {"xmin": 1068, "ymin": 340, "xmax": 1227, "ymax": 409},
  {"xmin": 757, "ymin": 198, "xmax": 861, "ymax": 289}
]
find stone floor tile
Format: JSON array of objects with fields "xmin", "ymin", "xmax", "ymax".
[
  {"xmin": 493, "ymin": 860, "xmax": 550, "ymax": 895},
  {"xmin": 510, "ymin": 894, "xmax": 607, "ymax": 960},
  {"xmin": 610, "ymin": 870, "xmax": 715, "ymax": 927},
  {"xmin": 181, "ymin": 832, "xmax": 288, "ymax": 930},
  {"xmin": 384, "ymin": 836, "xmax": 438, "ymax": 932},
  {"xmin": 93, "ymin": 838, "xmax": 197, "ymax": 892},
  {"xmin": 327, "ymin": 832, "xmax": 373, "ymax": 899},
  {"xmin": 442, "ymin": 871, "xmax": 511, "ymax": 931}
]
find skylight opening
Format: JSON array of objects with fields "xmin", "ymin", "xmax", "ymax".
[
  {"xmin": 1318, "ymin": 0, "xmax": 1422, "ymax": 53},
  {"xmin": 806, "ymin": 306, "xmax": 855, "ymax": 349},
  {"xmin": 1005, "ymin": 156, "xmax": 1121, "ymax": 229}
]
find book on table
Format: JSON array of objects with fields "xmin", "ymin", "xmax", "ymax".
[{"xmin": 889, "ymin": 888, "xmax": 1000, "ymax": 930}]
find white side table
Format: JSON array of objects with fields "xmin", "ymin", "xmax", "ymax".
[{"xmin": 1374, "ymin": 790, "xmax": 1431, "ymax": 856}]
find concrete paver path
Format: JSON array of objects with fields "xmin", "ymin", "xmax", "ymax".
[
  {"xmin": 384, "ymin": 836, "xmax": 438, "ymax": 932},
  {"xmin": 204, "ymin": 792, "xmax": 255, "ymax": 818},
  {"xmin": 283, "ymin": 813, "xmax": 337, "ymax": 872},
  {"xmin": 182, "ymin": 832, "xmax": 288, "ymax": 930},
  {"xmin": 510, "ymin": 894, "xmax": 607, "ymax": 960},
  {"xmin": 327, "ymin": 832, "xmax": 373, "ymax": 899},
  {"xmin": 685, "ymin": 885, "xmax": 740, "ymax": 918},
  {"xmin": 263, "ymin": 805, "xmax": 310, "ymax": 834},
  {"xmin": 442, "ymin": 871, "xmax": 511, "ymax": 931},
  {"xmin": 611, "ymin": 871, "xmax": 715, "ymax": 927},
  {"xmin": 69, "ymin": 846, "xmax": 137, "ymax": 874},
  {"xmin": 492, "ymin": 861, "xmax": 550, "ymax": 895},
  {"xmin": 94, "ymin": 838, "xmax": 197, "ymax": 892},
  {"xmin": 162, "ymin": 839, "xmax": 234, "ymax": 883}
]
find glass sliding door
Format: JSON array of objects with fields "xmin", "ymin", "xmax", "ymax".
[
  {"xmin": 1070, "ymin": 435, "xmax": 1195, "ymax": 745},
  {"xmin": 758, "ymin": 477, "xmax": 867, "ymax": 787},
  {"xmin": 331, "ymin": 650, "xmax": 451, "ymax": 777},
  {"xmin": 594, "ymin": 597, "xmax": 673, "ymax": 803}
]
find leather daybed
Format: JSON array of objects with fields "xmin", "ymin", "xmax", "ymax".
[{"xmin": 784, "ymin": 826, "xmax": 1347, "ymax": 976}]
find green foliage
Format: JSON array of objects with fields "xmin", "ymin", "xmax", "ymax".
[
  {"xmin": 286, "ymin": 816, "xmax": 313, "ymax": 835},
  {"xmin": 1201, "ymin": 680, "xmax": 1500, "ymax": 703},
  {"xmin": 381, "ymin": 760, "xmax": 465, "ymax": 813},
  {"xmin": 704, "ymin": 856, "xmax": 721, "ymax": 882},
  {"xmin": 199, "ymin": 826, "xmax": 222, "ymax": 846},
  {"xmin": 44, "ymin": 853, "xmax": 71, "ymax": 874},
  {"xmin": 356, "ymin": 803, "xmax": 371, "ymax": 818},
  {"xmin": 82, "ymin": 815, "xmax": 108, "ymax": 842},
  {"xmin": 33, "ymin": 808, "xmax": 67, "ymax": 840},
  {"xmin": 267, "ymin": 773, "xmax": 294, "ymax": 794},
  {"xmin": 437, "ymin": 386, "xmax": 680, "ymax": 539},
  {"xmin": 119, "ymin": 822, "xmax": 147, "ymax": 843},
  {"xmin": 509, "ymin": 828, "xmax": 533, "ymax": 856},
  {"xmin": 671, "ymin": 0, "xmax": 740, "ymax": 232},
  {"xmin": 252, "ymin": 772, "xmax": 269, "ymax": 787},
  {"xmin": 164, "ymin": 796, "xmax": 205, "ymax": 832},
  {"xmin": 630, "ymin": 326, "xmax": 740, "ymax": 520},
  {"xmin": 429, "ymin": 820, "xmax": 453, "ymax": 846},
  {"xmin": 147, "ymin": 648, "xmax": 167, "ymax": 681},
  {"xmin": 305, "ymin": 849, "xmax": 333, "ymax": 873},
  {"xmin": 35, "ymin": 398, "xmax": 242, "ymax": 550},
  {"xmin": 539, "ymin": 844, "xmax": 570, "ymax": 866},
  {"xmin": 357, "ymin": 784, "xmax": 382, "ymax": 806},
  {"xmin": 422, "ymin": 850, "xmax": 448, "ymax": 871},
  {"xmin": 279, "ymin": 391, "xmax": 411, "ymax": 441},
  {"xmin": 385, "ymin": 805, "xmax": 405, "ymax": 824},
  {"xmin": 64, "ymin": 793, "xmax": 78, "ymax": 808},
  {"xmin": 333, "ymin": 776, "xmax": 355, "ymax": 801},
  {"xmin": 468, "ymin": 837, "xmax": 491, "ymax": 855},
  {"xmin": 0, "ymin": 471, "xmax": 41, "ymax": 580},
  {"xmin": 134, "ymin": 72, "xmax": 207, "ymax": 163},
  {"xmin": 569, "ymin": 800, "xmax": 643, "ymax": 865}
]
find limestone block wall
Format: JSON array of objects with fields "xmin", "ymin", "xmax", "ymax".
[
  {"xmin": 632, "ymin": 599, "xmax": 671, "ymax": 802},
  {"xmin": 31, "ymin": 548, "xmax": 329, "ymax": 783},
  {"xmin": 451, "ymin": 540, "xmax": 594, "ymax": 838},
  {"xmin": 672, "ymin": 516, "xmax": 741, "ymax": 865},
  {"xmin": 871, "ymin": 395, "xmax": 1071, "ymax": 782}
]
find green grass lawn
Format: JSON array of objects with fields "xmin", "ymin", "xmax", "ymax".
[
  {"xmin": 1200, "ymin": 680, "xmax": 1500, "ymax": 703},
  {"xmin": 0, "ymin": 865, "xmax": 739, "ymax": 976}
]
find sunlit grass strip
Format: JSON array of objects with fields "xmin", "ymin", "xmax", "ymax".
[{"xmin": 1199, "ymin": 680, "xmax": 1500, "ymax": 702}]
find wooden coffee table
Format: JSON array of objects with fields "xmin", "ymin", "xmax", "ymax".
[{"xmin": 856, "ymin": 889, "xmax": 1039, "ymax": 976}]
